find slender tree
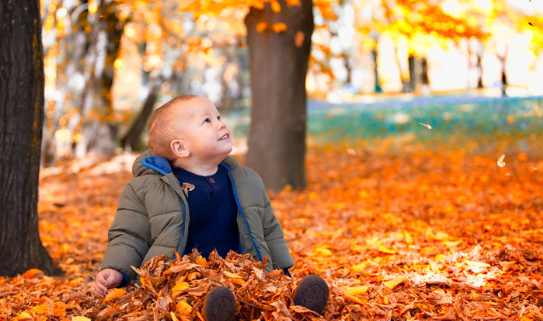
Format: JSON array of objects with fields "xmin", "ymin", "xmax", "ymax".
[{"xmin": 0, "ymin": 0, "xmax": 62, "ymax": 276}]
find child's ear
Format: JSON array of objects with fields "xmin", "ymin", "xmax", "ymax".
[{"xmin": 171, "ymin": 139, "xmax": 190, "ymax": 158}]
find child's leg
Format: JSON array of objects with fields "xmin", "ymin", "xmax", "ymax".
[{"xmin": 293, "ymin": 275, "xmax": 329, "ymax": 314}]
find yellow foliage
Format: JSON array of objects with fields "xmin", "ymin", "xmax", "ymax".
[
  {"xmin": 344, "ymin": 285, "xmax": 370, "ymax": 296},
  {"xmin": 378, "ymin": 245, "xmax": 397, "ymax": 254}
]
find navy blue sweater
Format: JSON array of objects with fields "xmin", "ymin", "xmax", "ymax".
[{"xmin": 173, "ymin": 165, "xmax": 239, "ymax": 258}]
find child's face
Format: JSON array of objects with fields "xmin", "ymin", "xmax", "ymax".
[{"xmin": 174, "ymin": 97, "xmax": 233, "ymax": 161}]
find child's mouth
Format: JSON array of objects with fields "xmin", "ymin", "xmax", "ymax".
[{"xmin": 219, "ymin": 134, "xmax": 230, "ymax": 141}]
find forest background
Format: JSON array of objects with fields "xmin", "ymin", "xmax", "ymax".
[{"xmin": 1, "ymin": 0, "xmax": 543, "ymax": 320}]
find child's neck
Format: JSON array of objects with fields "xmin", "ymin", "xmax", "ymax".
[{"xmin": 171, "ymin": 158, "xmax": 220, "ymax": 176}]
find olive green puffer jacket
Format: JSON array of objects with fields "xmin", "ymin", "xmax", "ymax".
[{"xmin": 100, "ymin": 149, "xmax": 293, "ymax": 281}]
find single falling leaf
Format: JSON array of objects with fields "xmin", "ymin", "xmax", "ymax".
[
  {"xmin": 256, "ymin": 22, "xmax": 267, "ymax": 32},
  {"xmin": 103, "ymin": 288, "xmax": 126, "ymax": 302},
  {"xmin": 497, "ymin": 154, "xmax": 506, "ymax": 167},
  {"xmin": 181, "ymin": 183, "xmax": 195, "ymax": 198},
  {"xmin": 419, "ymin": 122, "xmax": 432, "ymax": 130},
  {"xmin": 344, "ymin": 285, "xmax": 370, "ymax": 296},
  {"xmin": 295, "ymin": 31, "xmax": 305, "ymax": 47},
  {"xmin": 378, "ymin": 245, "xmax": 397, "ymax": 254},
  {"xmin": 524, "ymin": 107, "xmax": 532, "ymax": 114},
  {"xmin": 383, "ymin": 275, "xmax": 407, "ymax": 289},
  {"xmin": 272, "ymin": 22, "xmax": 287, "ymax": 33}
]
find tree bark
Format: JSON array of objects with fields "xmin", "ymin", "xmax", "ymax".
[
  {"xmin": 244, "ymin": 0, "xmax": 314, "ymax": 191},
  {"xmin": 0, "ymin": 0, "xmax": 62, "ymax": 276}
]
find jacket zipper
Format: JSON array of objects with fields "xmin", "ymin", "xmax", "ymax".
[{"xmin": 226, "ymin": 171, "xmax": 264, "ymax": 262}]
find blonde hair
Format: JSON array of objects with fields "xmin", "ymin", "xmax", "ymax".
[{"xmin": 147, "ymin": 94, "xmax": 199, "ymax": 160}]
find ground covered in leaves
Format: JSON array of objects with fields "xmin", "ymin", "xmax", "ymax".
[{"xmin": 1, "ymin": 147, "xmax": 543, "ymax": 320}]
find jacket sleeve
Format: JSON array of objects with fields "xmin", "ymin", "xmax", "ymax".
[
  {"xmin": 100, "ymin": 183, "xmax": 152, "ymax": 281},
  {"xmin": 262, "ymin": 193, "xmax": 294, "ymax": 270}
]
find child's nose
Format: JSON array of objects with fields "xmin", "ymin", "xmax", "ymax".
[{"xmin": 218, "ymin": 121, "xmax": 226, "ymax": 129}]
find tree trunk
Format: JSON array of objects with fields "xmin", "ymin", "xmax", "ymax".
[
  {"xmin": 75, "ymin": 1, "xmax": 123, "ymax": 158},
  {"xmin": 121, "ymin": 76, "xmax": 163, "ymax": 151},
  {"xmin": 372, "ymin": 48, "xmax": 382, "ymax": 93},
  {"xmin": 0, "ymin": 0, "xmax": 62, "ymax": 276},
  {"xmin": 244, "ymin": 0, "xmax": 314, "ymax": 191},
  {"xmin": 407, "ymin": 54, "xmax": 416, "ymax": 93}
]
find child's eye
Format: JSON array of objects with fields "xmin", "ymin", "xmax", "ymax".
[
  {"xmin": 217, "ymin": 115, "xmax": 221, "ymax": 121},
  {"xmin": 204, "ymin": 118, "xmax": 211, "ymax": 124}
]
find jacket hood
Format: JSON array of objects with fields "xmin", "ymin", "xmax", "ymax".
[{"xmin": 132, "ymin": 149, "xmax": 240, "ymax": 177}]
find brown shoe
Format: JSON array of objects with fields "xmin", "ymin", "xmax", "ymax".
[
  {"xmin": 293, "ymin": 275, "xmax": 329, "ymax": 314},
  {"xmin": 203, "ymin": 286, "xmax": 236, "ymax": 321}
]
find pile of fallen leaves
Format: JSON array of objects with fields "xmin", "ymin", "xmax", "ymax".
[
  {"xmin": 1, "ymin": 147, "xmax": 543, "ymax": 320},
  {"xmin": 95, "ymin": 249, "xmax": 322, "ymax": 321}
]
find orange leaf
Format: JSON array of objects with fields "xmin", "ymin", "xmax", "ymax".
[
  {"xmin": 232, "ymin": 278, "xmax": 246, "ymax": 285},
  {"xmin": 223, "ymin": 271, "xmax": 243, "ymax": 279},
  {"xmin": 71, "ymin": 317, "xmax": 92, "ymax": 321},
  {"xmin": 256, "ymin": 22, "xmax": 268, "ymax": 32},
  {"xmin": 383, "ymin": 275, "xmax": 407, "ymax": 289},
  {"xmin": 196, "ymin": 256, "xmax": 207, "ymax": 266},
  {"xmin": 22, "ymin": 268, "xmax": 44, "ymax": 279},
  {"xmin": 103, "ymin": 288, "xmax": 126, "ymax": 302},
  {"xmin": 271, "ymin": 1, "xmax": 281, "ymax": 12},
  {"xmin": 31, "ymin": 302, "xmax": 66, "ymax": 317},
  {"xmin": 172, "ymin": 280, "xmax": 190, "ymax": 293},
  {"xmin": 177, "ymin": 300, "xmax": 192, "ymax": 315},
  {"xmin": 295, "ymin": 31, "xmax": 305, "ymax": 47},
  {"xmin": 272, "ymin": 22, "xmax": 287, "ymax": 33}
]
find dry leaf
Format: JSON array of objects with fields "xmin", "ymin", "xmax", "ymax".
[
  {"xmin": 497, "ymin": 154, "xmax": 506, "ymax": 167},
  {"xmin": 103, "ymin": 288, "xmax": 126, "ymax": 302},
  {"xmin": 256, "ymin": 22, "xmax": 267, "ymax": 32},
  {"xmin": 294, "ymin": 31, "xmax": 305, "ymax": 47},
  {"xmin": 344, "ymin": 285, "xmax": 370, "ymax": 296},
  {"xmin": 181, "ymin": 183, "xmax": 195, "ymax": 198},
  {"xmin": 419, "ymin": 122, "xmax": 432, "ymax": 130},
  {"xmin": 272, "ymin": 22, "xmax": 287, "ymax": 33},
  {"xmin": 378, "ymin": 245, "xmax": 397, "ymax": 254},
  {"xmin": 383, "ymin": 275, "xmax": 408, "ymax": 289}
]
